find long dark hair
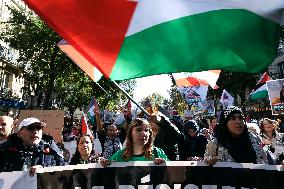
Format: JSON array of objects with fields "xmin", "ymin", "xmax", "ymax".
[
  {"xmin": 70, "ymin": 134, "xmax": 95, "ymax": 164},
  {"xmin": 122, "ymin": 118, "xmax": 154, "ymax": 160}
]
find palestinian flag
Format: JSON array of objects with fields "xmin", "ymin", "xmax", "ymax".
[
  {"xmin": 58, "ymin": 40, "xmax": 103, "ymax": 82},
  {"xmin": 24, "ymin": 0, "xmax": 283, "ymax": 80},
  {"xmin": 249, "ymin": 72, "xmax": 271, "ymax": 100},
  {"xmin": 256, "ymin": 72, "xmax": 272, "ymax": 85},
  {"xmin": 173, "ymin": 70, "xmax": 220, "ymax": 89},
  {"xmin": 85, "ymin": 97, "xmax": 99, "ymax": 125},
  {"xmin": 250, "ymin": 84, "xmax": 268, "ymax": 100}
]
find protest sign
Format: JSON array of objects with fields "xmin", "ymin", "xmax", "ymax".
[
  {"xmin": 18, "ymin": 110, "xmax": 65, "ymax": 142},
  {"xmin": 266, "ymin": 79, "xmax": 284, "ymax": 115}
]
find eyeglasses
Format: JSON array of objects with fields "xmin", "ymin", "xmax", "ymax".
[{"xmin": 26, "ymin": 124, "xmax": 43, "ymax": 131}]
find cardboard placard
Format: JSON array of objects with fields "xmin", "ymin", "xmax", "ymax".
[{"xmin": 18, "ymin": 110, "xmax": 65, "ymax": 142}]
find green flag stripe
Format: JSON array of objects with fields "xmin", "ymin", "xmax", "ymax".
[
  {"xmin": 111, "ymin": 9, "xmax": 280, "ymax": 80},
  {"xmin": 250, "ymin": 90, "xmax": 268, "ymax": 100}
]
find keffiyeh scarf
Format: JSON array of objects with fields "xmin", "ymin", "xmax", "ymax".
[{"xmin": 103, "ymin": 136, "xmax": 122, "ymax": 159}]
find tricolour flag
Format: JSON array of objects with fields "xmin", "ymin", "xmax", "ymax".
[
  {"xmin": 173, "ymin": 70, "xmax": 220, "ymax": 89},
  {"xmin": 24, "ymin": 0, "xmax": 283, "ymax": 80},
  {"xmin": 81, "ymin": 114, "xmax": 93, "ymax": 136},
  {"xmin": 249, "ymin": 72, "xmax": 271, "ymax": 100},
  {"xmin": 250, "ymin": 84, "xmax": 268, "ymax": 100},
  {"xmin": 86, "ymin": 97, "xmax": 99, "ymax": 125},
  {"xmin": 256, "ymin": 72, "xmax": 272, "ymax": 85},
  {"xmin": 220, "ymin": 89, "xmax": 234, "ymax": 108}
]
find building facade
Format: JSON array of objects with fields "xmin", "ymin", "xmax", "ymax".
[{"xmin": 0, "ymin": 0, "xmax": 26, "ymax": 116}]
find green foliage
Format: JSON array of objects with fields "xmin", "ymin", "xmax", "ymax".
[
  {"xmin": 168, "ymin": 87, "xmax": 188, "ymax": 115},
  {"xmin": 207, "ymin": 71, "xmax": 259, "ymax": 104},
  {"xmin": 1, "ymin": 6, "xmax": 135, "ymax": 112}
]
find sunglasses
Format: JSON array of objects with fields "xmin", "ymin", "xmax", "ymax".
[{"xmin": 26, "ymin": 123, "xmax": 43, "ymax": 131}]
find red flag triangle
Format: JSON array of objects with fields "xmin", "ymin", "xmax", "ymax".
[{"xmin": 24, "ymin": 0, "xmax": 136, "ymax": 78}]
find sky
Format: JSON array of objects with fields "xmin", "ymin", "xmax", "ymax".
[{"xmin": 133, "ymin": 74, "xmax": 173, "ymax": 102}]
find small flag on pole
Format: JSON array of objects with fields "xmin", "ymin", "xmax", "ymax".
[
  {"xmin": 220, "ymin": 89, "xmax": 234, "ymax": 109},
  {"xmin": 81, "ymin": 113, "xmax": 93, "ymax": 136},
  {"xmin": 256, "ymin": 72, "xmax": 271, "ymax": 85}
]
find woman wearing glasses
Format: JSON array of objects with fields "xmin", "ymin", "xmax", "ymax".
[
  {"xmin": 204, "ymin": 106, "xmax": 267, "ymax": 166},
  {"xmin": 100, "ymin": 118, "xmax": 168, "ymax": 166},
  {"xmin": 259, "ymin": 118, "xmax": 284, "ymax": 165}
]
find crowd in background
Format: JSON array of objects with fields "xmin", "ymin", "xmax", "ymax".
[{"xmin": 0, "ymin": 105, "xmax": 284, "ymax": 175}]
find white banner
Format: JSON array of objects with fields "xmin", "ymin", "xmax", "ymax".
[{"xmin": 0, "ymin": 171, "xmax": 36, "ymax": 189}]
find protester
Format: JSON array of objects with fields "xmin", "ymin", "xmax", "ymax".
[
  {"xmin": 0, "ymin": 117, "xmax": 65, "ymax": 172},
  {"xmin": 200, "ymin": 128, "xmax": 212, "ymax": 141},
  {"xmin": 95, "ymin": 110, "xmax": 123, "ymax": 159},
  {"xmin": 259, "ymin": 118, "xmax": 284, "ymax": 165},
  {"xmin": 246, "ymin": 122, "xmax": 260, "ymax": 135},
  {"xmin": 70, "ymin": 134, "xmax": 97, "ymax": 164},
  {"xmin": 170, "ymin": 115, "xmax": 184, "ymax": 132},
  {"xmin": 204, "ymin": 106, "xmax": 267, "ymax": 166},
  {"xmin": 209, "ymin": 116, "xmax": 217, "ymax": 136},
  {"xmin": 148, "ymin": 113, "xmax": 180, "ymax": 160},
  {"xmin": 63, "ymin": 148, "xmax": 71, "ymax": 163},
  {"xmin": 178, "ymin": 120, "xmax": 208, "ymax": 161},
  {"xmin": 0, "ymin": 116, "xmax": 14, "ymax": 144},
  {"xmin": 100, "ymin": 118, "xmax": 168, "ymax": 167}
]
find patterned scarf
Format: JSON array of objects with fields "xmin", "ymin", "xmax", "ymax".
[{"xmin": 103, "ymin": 136, "xmax": 122, "ymax": 159}]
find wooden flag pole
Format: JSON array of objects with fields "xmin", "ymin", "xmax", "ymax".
[{"xmin": 112, "ymin": 81, "xmax": 150, "ymax": 116}]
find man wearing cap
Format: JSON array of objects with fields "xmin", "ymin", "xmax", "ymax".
[
  {"xmin": 0, "ymin": 116, "xmax": 14, "ymax": 144},
  {"xmin": 0, "ymin": 117, "xmax": 65, "ymax": 172}
]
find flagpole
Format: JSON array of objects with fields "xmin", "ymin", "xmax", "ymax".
[
  {"xmin": 95, "ymin": 82, "xmax": 111, "ymax": 96},
  {"xmin": 112, "ymin": 81, "xmax": 150, "ymax": 116}
]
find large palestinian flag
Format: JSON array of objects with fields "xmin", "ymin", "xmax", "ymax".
[{"xmin": 24, "ymin": 0, "xmax": 283, "ymax": 80}]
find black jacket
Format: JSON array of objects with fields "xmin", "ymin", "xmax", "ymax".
[
  {"xmin": 0, "ymin": 133, "xmax": 65, "ymax": 172},
  {"xmin": 178, "ymin": 133, "xmax": 208, "ymax": 160},
  {"xmin": 154, "ymin": 116, "xmax": 181, "ymax": 160}
]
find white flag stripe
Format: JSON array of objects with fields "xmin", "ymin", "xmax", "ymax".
[
  {"xmin": 250, "ymin": 84, "xmax": 267, "ymax": 95},
  {"xmin": 191, "ymin": 70, "xmax": 220, "ymax": 89},
  {"xmin": 127, "ymin": 0, "xmax": 284, "ymax": 36}
]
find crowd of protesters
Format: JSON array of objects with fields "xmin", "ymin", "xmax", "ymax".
[{"xmin": 0, "ymin": 105, "xmax": 284, "ymax": 175}]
